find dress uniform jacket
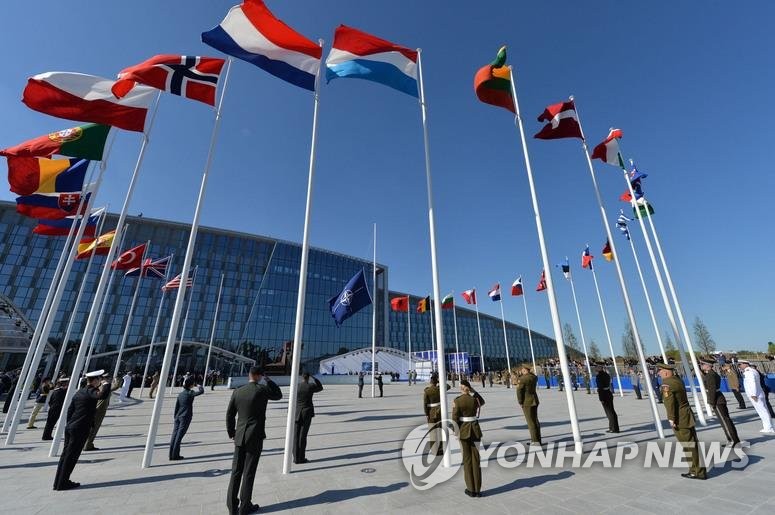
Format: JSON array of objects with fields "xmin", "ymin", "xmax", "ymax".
[
  {"xmin": 453, "ymin": 390, "xmax": 485, "ymax": 495},
  {"xmin": 423, "ymin": 383, "xmax": 450, "ymax": 423},
  {"xmin": 516, "ymin": 372, "xmax": 539, "ymax": 407},
  {"xmin": 226, "ymin": 380, "xmax": 283, "ymax": 451},
  {"xmin": 296, "ymin": 377, "xmax": 323, "ymax": 424},
  {"xmin": 662, "ymin": 375, "xmax": 706, "ymax": 478}
]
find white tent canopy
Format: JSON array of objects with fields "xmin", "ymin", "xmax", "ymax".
[{"xmin": 318, "ymin": 346, "xmax": 431, "ymax": 380}]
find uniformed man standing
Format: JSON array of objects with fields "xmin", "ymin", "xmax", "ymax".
[
  {"xmin": 357, "ymin": 372, "xmax": 364, "ymax": 398},
  {"xmin": 738, "ymin": 361, "xmax": 774, "ymax": 433},
  {"xmin": 169, "ymin": 377, "xmax": 205, "ymax": 460},
  {"xmin": 84, "ymin": 372, "xmax": 119, "ymax": 451},
  {"xmin": 376, "ymin": 373, "xmax": 384, "ymax": 397},
  {"xmin": 516, "ymin": 365, "xmax": 542, "ymax": 445},
  {"xmin": 583, "ymin": 368, "xmax": 591, "ymax": 394},
  {"xmin": 42, "ymin": 378, "xmax": 68, "ymax": 441},
  {"xmin": 657, "ymin": 363, "xmax": 707, "ymax": 480},
  {"xmin": 700, "ymin": 359, "xmax": 740, "ymax": 446},
  {"xmin": 543, "ymin": 367, "xmax": 551, "ymax": 389},
  {"xmin": 294, "ymin": 372, "xmax": 323, "ymax": 464},
  {"xmin": 597, "ymin": 366, "xmax": 620, "ymax": 433},
  {"xmin": 423, "ymin": 372, "xmax": 449, "ymax": 456},
  {"xmin": 452, "ymin": 379, "xmax": 485, "ymax": 497},
  {"xmin": 53, "ymin": 370, "xmax": 111, "ymax": 490},
  {"xmin": 722, "ymin": 364, "xmax": 746, "ymax": 409}
]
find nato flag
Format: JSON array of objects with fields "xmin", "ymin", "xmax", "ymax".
[{"xmin": 329, "ymin": 268, "xmax": 373, "ymax": 327}]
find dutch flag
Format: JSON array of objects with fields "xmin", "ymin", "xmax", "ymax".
[{"xmin": 488, "ymin": 284, "xmax": 501, "ymax": 302}]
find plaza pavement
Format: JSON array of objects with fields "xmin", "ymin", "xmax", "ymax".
[{"xmin": 1, "ymin": 381, "xmax": 774, "ymax": 514}]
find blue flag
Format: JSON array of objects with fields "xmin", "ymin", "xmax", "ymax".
[{"xmin": 329, "ymin": 268, "xmax": 372, "ymax": 327}]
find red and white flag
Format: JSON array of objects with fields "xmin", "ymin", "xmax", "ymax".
[
  {"xmin": 23, "ymin": 72, "xmax": 156, "ymax": 132},
  {"xmin": 461, "ymin": 289, "xmax": 477, "ymax": 305},
  {"xmin": 591, "ymin": 128, "xmax": 624, "ymax": 167},
  {"xmin": 163, "ymin": 271, "xmax": 195, "ymax": 292},
  {"xmin": 111, "ymin": 243, "xmax": 147, "ymax": 270},
  {"xmin": 536, "ymin": 270, "xmax": 547, "ymax": 292},
  {"xmin": 534, "ymin": 99, "xmax": 583, "ymax": 140},
  {"xmin": 113, "ymin": 55, "xmax": 226, "ymax": 106},
  {"xmin": 511, "ymin": 276, "xmax": 524, "ymax": 296}
]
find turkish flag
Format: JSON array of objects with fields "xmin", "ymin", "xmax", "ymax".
[{"xmin": 111, "ymin": 243, "xmax": 146, "ymax": 270}]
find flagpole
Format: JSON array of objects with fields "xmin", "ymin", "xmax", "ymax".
[
  {"xmin": 142, "ymin": 58, "xmax": 232, "ymax": 468},
  {"xmin": 239, "ymin": 242, "xmax": 277, "ymax": 342},
  {"xmin": 567, "ymin": 264, "xmax": 593, "ymax": 383},
  {"xmin": 521, "ymin": 288, "xmax": 537, "ymax": 372},
  {"xmin": 282, "ymin": 42, "xmax": 322, "ymax": 475},
  {"xmin": 204, "ymin": 273, "xmax": 225, "ymax": 390},
  {"xmin": 473, "ymin": 294, "xmax": 485, "ymax": 375},
  {"xmin": 112, "ymin": 240, "xmax": 151, "ymax": 378},
  {"xmin": 139, "ymin": 253, "xmax": 174, "ymax": 398},
  {"xmin": 51, "ymin": 91, "xmax": 163, "ymax": 458},
  {"xmin": 509, "ymin": 69, "xmax": 582, "ymax": 452},
  {"xmin": 430, "ymin": 303, "xmax": 436, "ymax": 356},
  {"xmin": 407, "ymin": 297, "xmax": 412, "ymax": 380},
  {"xmin": 572, "ymin": 100, "xmax": 664, "ymax": 438},
  {"xmin": 497, "ymin": 297, "xmax": 512, "ymax": 380},
  {"xmin": 451, "ymin": 295, "xmax": 460, "ymax": 380},
  {"xmin": 170, "ymin": 266, "xmax": 198, "ymax": 396},
  {"xmin": 371, "ymin": 222, "xmax": 377, "ymax": 398},
  {"xmin": 416, "ymin": 49, "xmax": 450, "ymax": 466},
  {"xmin": 589, "ymin": 263, "xmax": 624, "ymax": 396}
]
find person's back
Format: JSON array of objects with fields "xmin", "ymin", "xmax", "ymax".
[{"xmin": 296, "ymin": 375, "xmax": 323, "ymax": 417}]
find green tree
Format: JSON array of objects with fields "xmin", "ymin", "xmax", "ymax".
[
  {"xmin": 693, "ymin": 317, "xmax": 716, "ymax": 355},
  {"xmin": 621, "ymin": 320, "xmax": 637, "ymax": 358},
  {"xmin": 589, "ymin": 340, "xmax": 601, "ymax": 360},
  {"xmin": 768, "ymin": 341, "xmax": 775, "ymax": 355},
  {"xmin": 663, "ymin": 331, "xmax": 680, "ymax": 361}
]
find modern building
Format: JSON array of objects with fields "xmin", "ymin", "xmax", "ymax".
[{"xmin": 0, "ymin": 201, "xmax": 556, "ymax": 377}]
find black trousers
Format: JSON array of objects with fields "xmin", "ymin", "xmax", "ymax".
[
  {"xmin": 600, "ymin": 391, "xmax": 619, "ymax": 432},
  {"xmin": 731, "ymin": 389, "xmax": 746, "ymax": 409},
  {"xmin": 42, "ymin": 405, "xmax": 63, "ymax": 440},
  {"xmin": 378, "ymin": 384, "xmax": 383, "ymax": 397},
  {"xmin": 227, "ymin": 441, "xmax": 263, "ymax": 514},
  {"xmin": 358, "ymin": 384, "xmax": 363, "ymax": 398},
  {"xmin": 713, "ymin": 402, "xmax": 740, "ymax": 445},
  {"xmin": 169, "ymin": 416, "xmax": 192, "ymax": 459},
  {"xmin": 633, "ymin": 385, "xmax": 642, "ymax": 399},
  {"xmin": 53, "ymin": 427, "xmax": 89, "ymax": 489},
  {"xmin": 294, "ymin": 417, "xmax": 312, "ymax": 462}
]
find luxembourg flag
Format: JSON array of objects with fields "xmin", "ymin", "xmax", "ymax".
[
  {"xmin": 325, "ymin": 25, "xmax": 418, "ymax": 97},
  {"xmin": 202, "ymin": 0, "xmax": 322, "ymax": 91},
  {"xmin": 488, "ymin": 283, "xmax": 501, "ymax": 302}
]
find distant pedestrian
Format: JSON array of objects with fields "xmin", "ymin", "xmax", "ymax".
[
  {"xmin": 169, "ymin": 377, "xmax": 204, "ymax": 460},
  {"xmin": 377, "ymin": 373, "xmax": 384, "ymax": 397},
  {"xmin": 149, "ymin": 371, "xmax": 160, "ymax": 398},
  {"xmin": 42, "ymin": 378, "xmax": 68, "ymax": 440},
  {"xmin": 630, "ymin": 368, "xmax": 642, "ymax": 400},
  {"xmin": 119, "ymin": 372, "xmax": 132, "ymax": 402},
  {"xmin": 26, "ymin": 377, "xmax": 51, "ymax": 429},
  {"xmin": 357, "ymin": 372, "xmax": 364, "ymax": 398}
]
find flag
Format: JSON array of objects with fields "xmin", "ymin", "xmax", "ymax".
[
  {"xmin": 461, "ymin": 289, "xmax": 477, "ymax": 305},
  {"xmin": 6, "ymin": 157, "xmax": 89, "ymax": 196},
  {"xmin": 416, "ymin": 296, "xmax": 431, "ymax": 313},
  {"xmin": 328, "ymin": 269, "xmax": 372, "ymax": 327},
  {"xmin": 617, "ymin": 211, "xmax": 631, "ymax": 240},
  {"xmin": 557, "ymin": 258, "xmax": 571, "ymax": 279},
  {"xmin": 390, "ymin": 295, "xmax": 409, "ymax": 312},
  {"xmin": 633, "ymin": 202, "xmax": 655, "ymax": 219},
  {"xmin": 602, "ymin": 240, "xmax": 614, "ymax": 261},
  {"xmin": 629, "ymin": 167, "xmax": 647, "ymax": 199},
  {"xmin": 16, "ymin": 192, "xmax": 90, "ymax": 220},
  {"xmin": 591, "ymin": 128, "xmax": 625, "ymax": 167},
  {"xmin": 202, "ymin": 0, "xmax": 321, "ymax": 91},
  {"xmin": 536, "ymin": 271, "xmax": 547, "ymax": 292},
  {"xmin": 474, "ymin": 46, "xmax": 514, "ymax": 113},
  {"xmin": 112, "ymin": 55, "xmax": 226, "ymax": 106},
  {"xmin": 111, "ymin": 243, "xmax": 147, "ymax": 270},
  {"xmin": 22, "ymin": 72, "xmax": 156, "ymax": 132},
  {"xmin": 511, "ymin": 277, "xmax": 523, "ymax": 296},
  {"xmin": 33, "ymin": 208, "xmax": 102, "ymax": 237},
  {"xmin": 534, "ymin": 99, "xmax": 583, "ymax": 140},
  {"xmin": 441, "ymin": 293, "xmax": 454, "ymax": 309},
  {"xmin": 581, "ymin": 245, "xmax": 594, "ymax": 270},
  {"xmin": 488, "ymin": 283, "xmax": 501, "ymax": 301},
  {"xmin": 325, "ymin": 25, "xmax": 418, "ymax": 97},
  {"xmin": 125, "ymin": 255, "xmax": 171, "ymax": 279},
  {"xmin": 0, "ymin": 124, "xmax": 111, "ymax": 161},
  {"xmin": 76, "ymin": 230, "xmax": 115, "ymax": 259},
  {"xmin": 162, "ymin": 270, "xmax": 195, "ymax": 291}
]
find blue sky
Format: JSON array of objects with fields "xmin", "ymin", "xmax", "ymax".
[{"xmin": 1, "ymin": 1, "xmax": 773, "ymax": 354}]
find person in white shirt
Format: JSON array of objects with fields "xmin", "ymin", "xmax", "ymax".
[
  {"xmin": 119, "ymin": 372, "xmax": 132, "ymax": 402},
  {"xmin": 739, "ymin": 360, "xmax": 775, "ymax": 433}
]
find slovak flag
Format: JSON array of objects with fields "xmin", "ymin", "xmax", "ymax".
[
  {"xmin": 111, "ymin": 243, "xmax": 147, "ymax": 270},
  {"xmin": 511, "ymin": 277, "xmax": 524, "ymax": 296},
  {"xmin": 325, "ymin": 25, "xmax": 418, "ymax": 97},
  {"xmin": 582, "ymin": 245, "xmax": 594, "ymax": 270},
  {"xmin": 461, "ymin": 289, "xmax": 477, "ymax": 305},
  {"xmin": 488, "ymin": 283, "xmax": 501, "ymax": 302},
  {"xmin": 534, "ymin": 99, "xmax": 583, "ymax": 140},
  {"xmin": 112, "ymin": 55, "xmax": 226, "ymax": 106}
]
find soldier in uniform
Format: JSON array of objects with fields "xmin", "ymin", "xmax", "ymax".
[
  {"xmin": 294, "ymin": 372, "xmax": 323, "ymax": 464},
  {"xmin": 557, "ymin": 369, "xmax": 564, "ymax": 391},
  {"xmin": 84, "ymin": 372, "xmax": 119, "ymax": 451},
  {"xmin": 376, "ymin": 373, "xmax": 384, "ymax": 397},
  {"xmin": 583, "ymin": 368, "xmax": 591, "ymax": 394},
  {"xmin": 53, "ymin": 370, "xmax": 111, "ymax": 490},
  {"xmin": 543, "ymin": 367, "xmax": 551, "ymax": 389},
  {"xmin": 700, "ymin": 359, "xmax": 740, "ymax": 446},
  {"xmin": 42, "ymin": 378, "xmax": 69, "ymax": 441},
  {"xmin": 657, "ymin": 363, "xmax": 707, "ymax": 480},
  {"xmin": 722, "ymin": 363, "xmax": 746, "ymax": 409},
  {"xmin": 452, "ymin": 379, "xmax": 485, "ymax": 497},
  {"xmin": 596, "ymin": 366, "xmax": 620, "ymax": 433},
  {"xmin": 423, "ymin": 372, "xmax": 450, "ymax": 456},
  {"xmin": 516, "ymin": 365, "xmax": 542, "ymax": 445},
  {"xmin": 169, "ymin": 377, "xmax": 205, "ymax": 460}
]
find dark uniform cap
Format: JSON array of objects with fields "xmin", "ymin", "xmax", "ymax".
[
  {"xmin": 460, "ymin": 379, "xmax": 472, "ymax": 388},
  {"xmin": 655, "ymin": 363, "xmax": 675, "ymax": 370},
  {"xmin": 700, "ymin": 359, "xmax": 716, "ymax": 365}
]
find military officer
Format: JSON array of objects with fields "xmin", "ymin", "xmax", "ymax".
[
  {"xmin": 557, "ymin": 369, "xmax": 564, "ymax": 391},
  {"xmin": 657, "ymin": 363, "xmax": 707, "ymax": 480},
  {"xmin": 700, "ymin": 359, "xmax": 740, "ymax": 446},
  {"xmin": 294, "ymin": 372, "xmax": 323, "ymax": 464},
  {"xmin": 596, "ymin": 366, "xmax": 620, "ymax": 433},
  {"xmin": 84, "ymin": 372, "xmax": 119, "ymax": 451},
  {"xmin": 583, "ymin": 368, "xmax": 591, "ymax": 394},
  {"xmin": 452, "ymin": 380, "xmax": 485, "ymax": 497},
  {"xmin": 722, "ymin": 364, "xmax": 746, "ymax": 409},
  {"xmin": 42, "ymin": 377, "xmax": 68, "ymax": 441},
  {"xmin": 516, "ymin": 365, "xmax": 542, "ymax": 445},
  {"xmin": 423, "ymin": 372, "xmax": 450, "ymax": 456},
  {"xmin": 543, "ymin": 367, "xmax": 551, "ymax": 389}
]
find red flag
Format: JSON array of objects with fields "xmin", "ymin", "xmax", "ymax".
[
  {"xmin": 111, "ymin": 243, "xmax": 146, "ymax": 270},
  {"xmin": 390, "ymin": 296, "xmax": 409, "ymax": 312},
  {"xmin": 461, "ymin": 289, "xmax": 477, "ymax": 305},
  {"xmin": 113, "ymin": 55, "xmax": 225, "ymax": 106},
  {"xmin": 534, "ymin": 100, "xmax": 583, "ymax": 140},
  {"xmin": 536, "ymin": 271, "xmax": 547, "ymax": 292},
  {"xmin": 511, "ymin": 277, "xmax": 523, "ymax": 296}
]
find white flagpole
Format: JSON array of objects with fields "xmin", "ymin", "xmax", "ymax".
[
  {"xmin": 588, "ymin": 263, "xmax": 624, "ymax": 396},
  {"xmin": 371, "ymin": 223, "xmax": 377, "ymax": 398},
  {"xmin": 239, "ymin": 242, "xmax": 277, "ymax": 342},
  {"xmin": 170, "ymin": 266, "xmax": 198, "ymax": 396},
  {"xmin": 509, "ymin": 69, "xmax": 583, "ymax": 452},
  {"xmin": 203, "ymin": 273, "xmax": 225, "ymax": 389},
  {"xmin": 567, "ymin": 265, "xmax": 593, "ymax": 382},
  {"xmin": 51, "ymin": 91, "xmax": 163, "ymax": 458},
  {"xmin": 139, "ymin": 253, "xmax": 174, "ymax": 398},
  {"xmin": 497, "ymin": 296, "xmax": 513, "ymax": 378},
  {"xmin": 282, "ymin": 43, "xmax": 323, "ymax": 475},
  {"xmin": 4, "ymin": 166, "xmax": 102, "ymax": 444},
  {"xmin": 573, "ymin": 100, "xmax": 664, "ymax": 438},
  {"xmin": 407, "ymin": 297, "xmax": 412, "ymax": 381},
  {"xmin": 520, "ymin": 288, "xmax": 537, "ymax": 372},
  {"xmin": 112, "ymin": 240, "xmax": 151, "ymax": 378},
  {"xmin": 473, "ymin": 293, "xmax": 485, "ymax": 374},
  {"xmin": 416, "ymin": 49, "xmax": 450, "ymax": 466},
  {"xmin": 142, "ymin": 59, "xmax": 232, "ymax": 468},
  {"xmin": 429, "ymin": 302, "xmax": 436, "ymax": 355},
  {"xmin": 451, "ymin": 295, "xmax": 460, "ymax": 379}
]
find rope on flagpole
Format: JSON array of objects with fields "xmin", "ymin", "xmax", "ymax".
[
  {"xmin": 203, "ymin": 272, "xmax": 225, "ymax": 391},
  {"xmin": 588, "ymin": 262, "xmax": 624, "ymax": 397},
  {"xmin": 139, "ymin": 253, "xmax": 174, "ymax": 398}
]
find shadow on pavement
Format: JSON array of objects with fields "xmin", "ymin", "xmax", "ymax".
[
  {"xmin": 485, "ymin": 471, "xmax": 574, "ymax": 496},
  {"xmin": 79, "ymin": 468, "xmax": 230, "ymax": 489},
  {"xmin": 260, "ymin": 482, "xmax": 409, "ymax": 513}
]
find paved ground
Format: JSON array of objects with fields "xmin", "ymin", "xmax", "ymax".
[{"xmin": 1, "ymin": 382, "xmax": 774, "ymax": 514}]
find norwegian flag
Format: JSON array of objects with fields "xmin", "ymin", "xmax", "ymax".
[
  {"xmin": 162, "ymin": 270, "xmax": 195, "ymax": 291},
  {"xmin": 461, "ymin": 289, "xmax": 477, "ymax": 305},
  {"xmin": 111, "ymin": 243, "xmax": 146, "ymax": 270},
  {"xmin": 125, "ymin": 255, "xmax": 171, "ymax": 279},
  {"xmin": 112, "ymin": 55, "xmax": 226, "ymax": 106}
]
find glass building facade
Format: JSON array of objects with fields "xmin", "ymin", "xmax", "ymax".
[{"xmin": 0, "ymin": 201, "xmax": 554, "ymax": 376}]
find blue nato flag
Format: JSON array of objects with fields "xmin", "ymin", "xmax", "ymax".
[{"xmin": 328, "ymin": 268, "xmax": 372, "ymax": 327}]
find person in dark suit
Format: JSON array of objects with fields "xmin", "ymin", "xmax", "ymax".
[
  {"xmin": 376, "ymin": 373, "xmax": 384, "ymax": 397},
  {"xmin": 700, "ymin": 359, "xmax": 740, "ymax": 446},
  {"xmin": 226, "ymin": 367, "xmax": 282, "ymax": 515},
  {"xmin": 169, "ymin": 377, "xmax": 204, "ymax": 460},
  {"xmin": 53, "ymin": 370, "xmax": 110, "ymax": 491},
  {"xmin": 293, "ymin": 372, "xmax": 323, "ymax": 464},
  {"xmin": 596, "ymin": 366, "xmax": 620, "ymax": 433},
  {"xmin": 42, "ymin": 378, "xmax": 69, "ymax": 440},
  {"xmin": 357, "ymin": 372, "xmax": 364, "ymax": 398}
]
